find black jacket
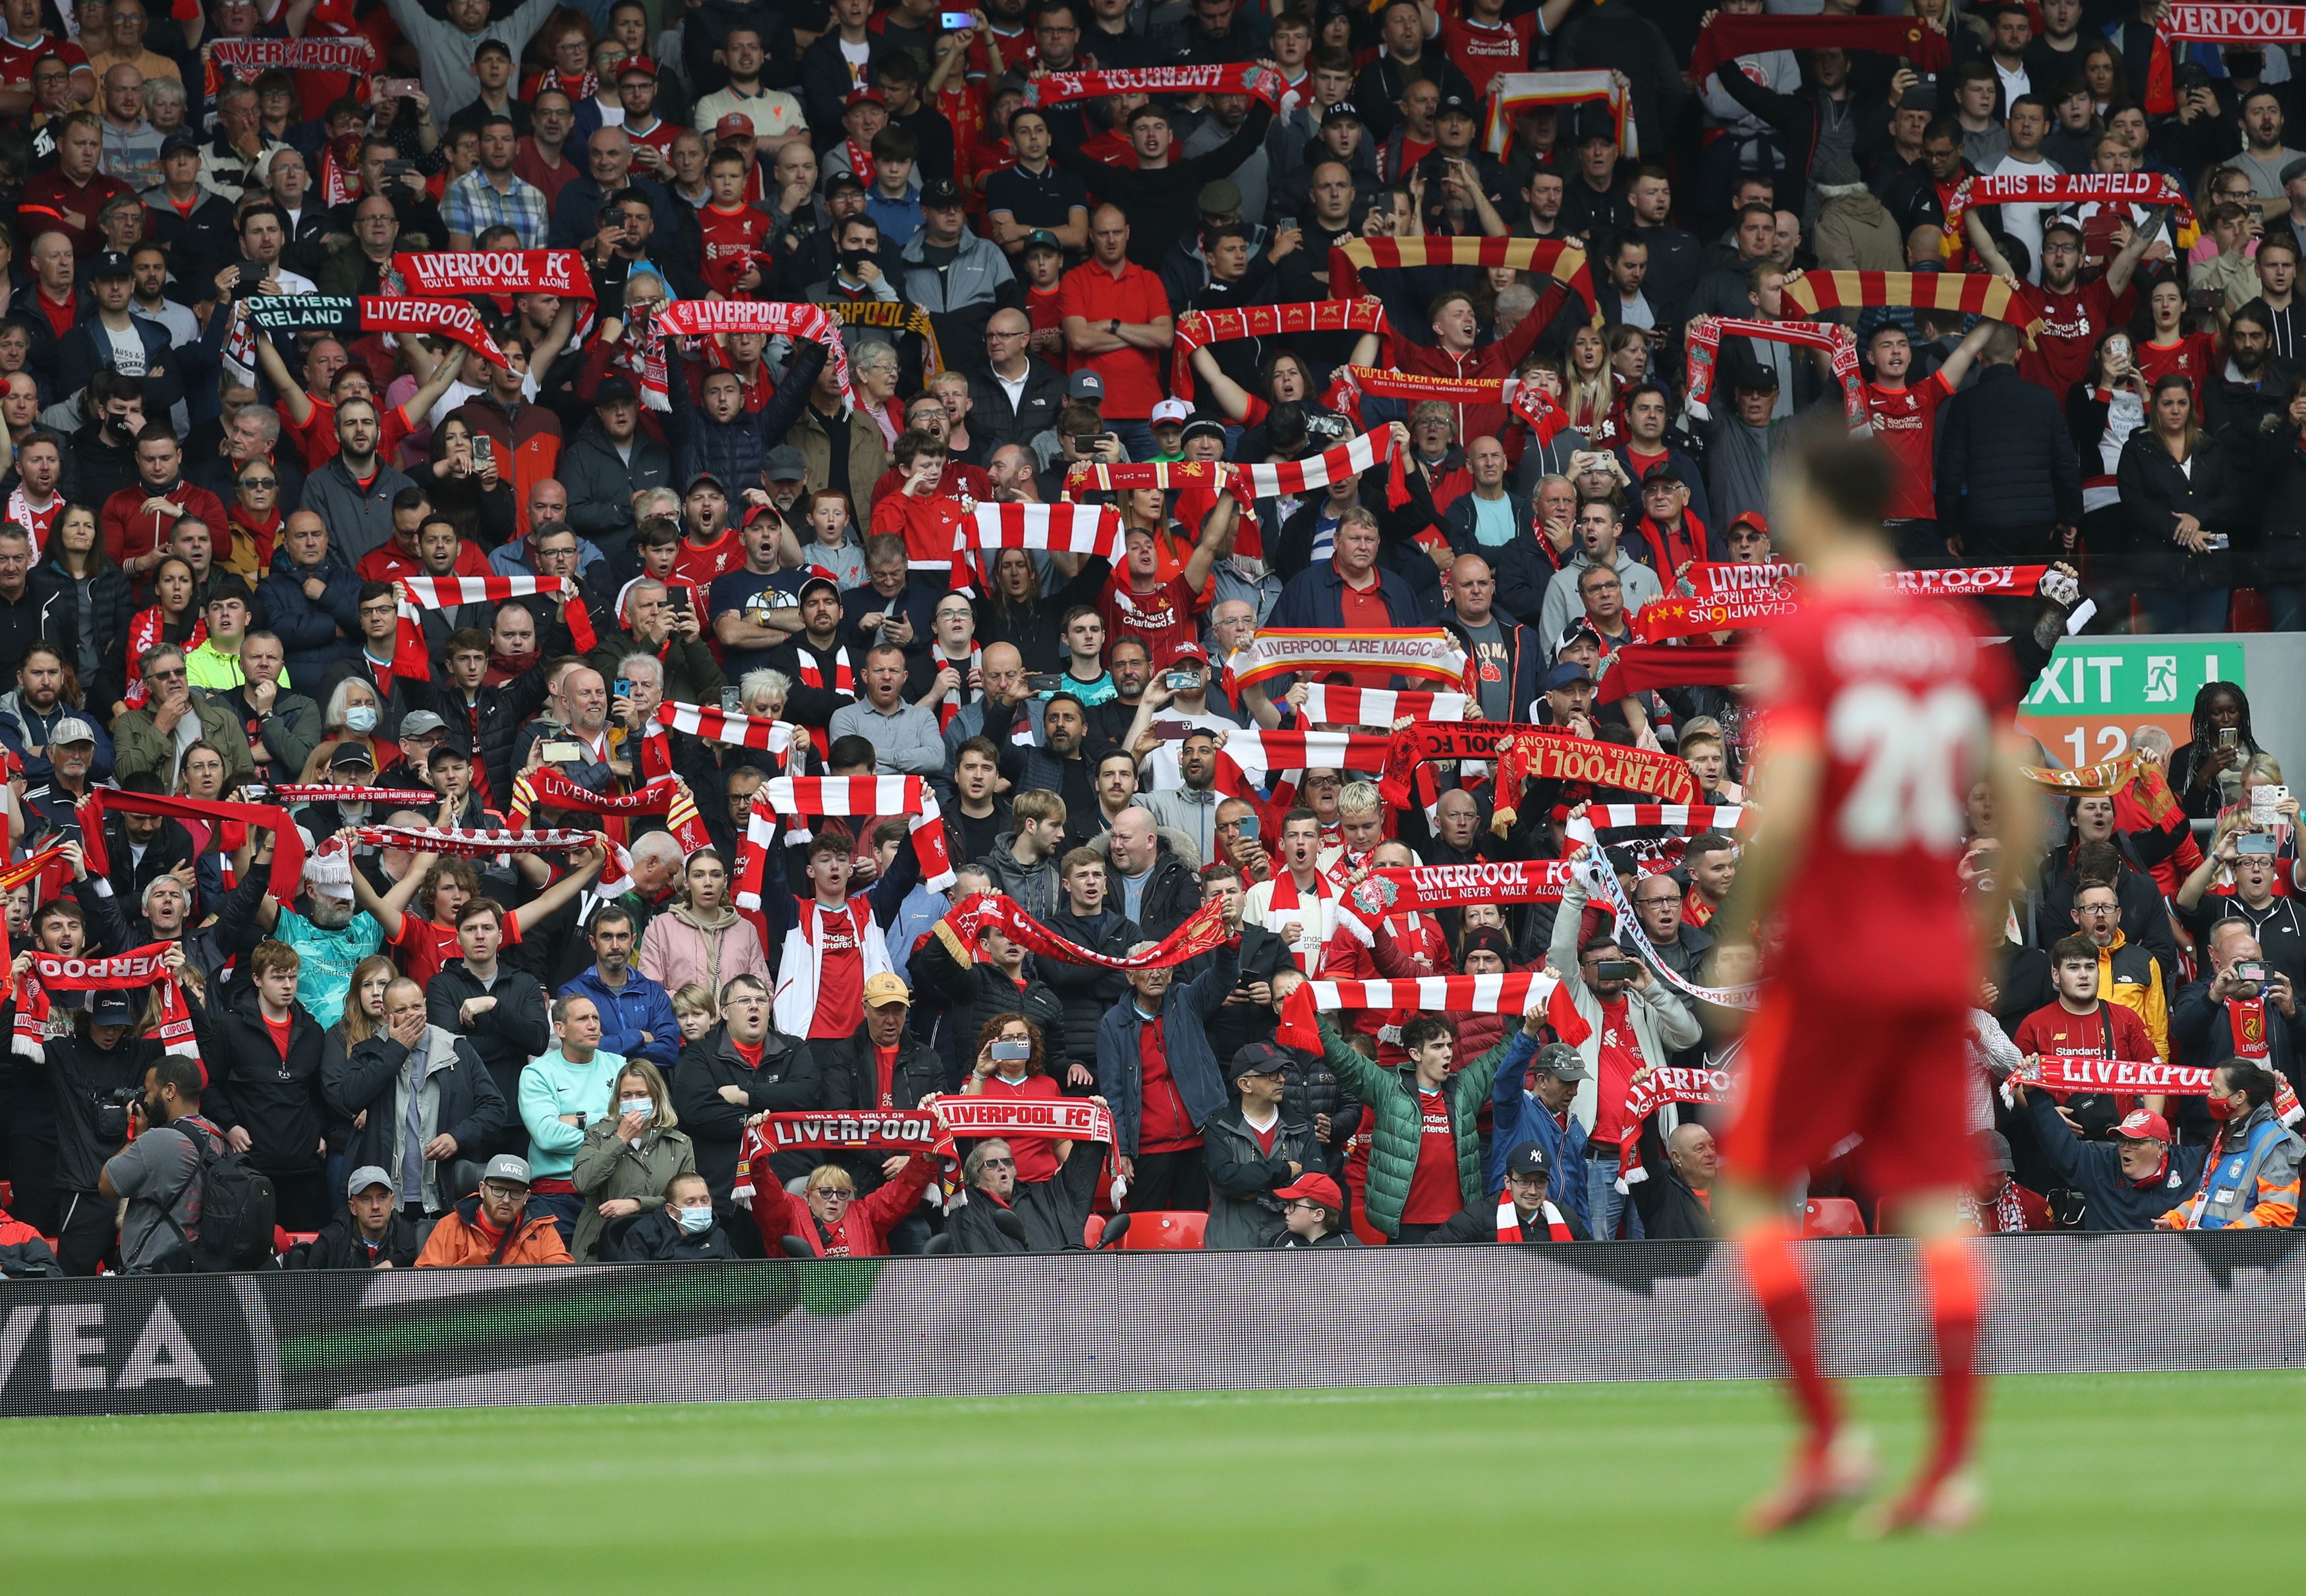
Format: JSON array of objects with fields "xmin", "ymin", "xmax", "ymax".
[
  {"xmin": 326, "ymin": 1028, "xmax": 508, "ymax": 1176},
  {"xmin": 1626, "ymin": 1113, "xmax": 1714, "ymax": 1240},
  {"xmin": 424, "ymin": 960, "xmax": 553, "ymax": 1113},
  {"xmin": 1428, "ymin": 1195, "xmax": 1591, "ymax": 1243},
  {"xmin": 2, "ymin": 1018, "xmax": 155, "ymax": 1193},
  {"xmin": 911, "ymin": 929, "xmax": 1071, "ymax": 1080},
  {"xmin": 279, "ymin": 1211, "xmax": 424, "ymax": 1269},
  {"xmin": 672, "ymin": 1022, "xmax": 824, "ymax": 1200},
  {"xmin": 811, "ymin": 1022, "xmax": 945, "ymax": 1187},
  {"xmin": 1203, "ymin": 1102, "xmax": 1323, "ymax": 1250},
  {"xmin": 1035, "ymin": 906, "xmax": 1138, "ymax": 1068},
  {"xmin": 965, "ymin": 359, "xmax": 1067, "ymax": 453},
  {"xmin": 948, "ymin": 1140, "xmax": 1107, "ymax": 1254},
  {"xmin": 1189, "ymin": 922, "xmax": 1291, "ymax": 1064},
  {"xmin": 196, "ymin": 983, "xmax": 329, "ymax": 1176},
  {"xmin": 1937, "ymin": 364, "xmax": 2084, "ymax": 556},
  {"xmin": 2253, "ymin": 423, "xmax": 2306, "ymax": 586},
  {"xmin": 2033, "ymin": 840, "xmax": 2181, "ymax": 983},
  {"xmin": 32, "ymin": 559, "xmax": 132, "ymax": 712},
  {"xmin": 611, "ymin": 1205, "xmax": 741, "ymax": 1261},
  {"xmin": 1100, "ymin": 839, "xmax": 1200, "ymax": 943},
  {"xmin": 558, "ymin": 414, "xmax": 673, "ymax": 548},
  {"xmin": 101, "ymin": 812, "xmax": 196, "ymax": 918},
  {"xmin": 2118, "ymin": 427, "xmax": 2253, "ymax": 595},
  {"xmin": 2018, "ymin": 1089, "xmax": 2208, "ymax": 1230}
]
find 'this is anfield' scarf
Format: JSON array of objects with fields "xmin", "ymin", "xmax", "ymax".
[
  {"xmin": 1328, "ymin": 236, "xmax": 1598, "ymax": 325},
  {"xmin": 1684, "ymin": 317, "xmax": 1865, "ymax": 431},
  {"xmin": 2147, "ymin": 5, "xmax": 2306, "ymax": 111},
  {"xmin": 77, "ymin": 790, "xmax": 303, "ymax": 901},
  {"xmin": 1023, "ymin": 63, "xmax": 1287, "ymax": 110},
  {"xmin": 944, "ymin": 892, "xmax": 1235, "ymax": 970},
  {"xmin": 1685, "ymin": 13, "xmax": 1950, "ymax": 82},
  {"xmin": 1936, "ymin": 173, "xmax": 2197, "ymax": 255},
  {"xmin": 13, "ymin": 943, "xmax": 197, "ymax": 1063},
  {"xmin": 1171, "ymin": 298, "xmax": 1390, "ymax": 396},
  {"xmin": 1223, "ymin": 627, "xmax": 1468, "ymax": 697},
  {"xmin": 1614, "ymin": 1062, "xmax": 1735, "ymax": 1190},
  {"xmin": 1274, "ymin": 972, "xmax": 1588, "ymax": 1052},
  {"xmin": 1779, "ymin": 268, "xmax": 2049, "ymax": 340}
]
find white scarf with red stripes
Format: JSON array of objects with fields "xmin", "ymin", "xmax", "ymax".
[
  {"xmin": 1274, "ymin": 972, "xmax": 1590, "ymax": 1050},
  {"xmin": 762, "ymin": 776, "xmax": 955, "ymax": 891},
  {"xmin": 949, "ymin": 501, "xmax": 1125, "ymax": 592},
  {"xmin": 1497, "ymin": 1191, "xmax": 1575, "ymax": 1242},
  {"xmin": 656, "ymin": 702, "xmax": 799, "ymax": 757},
  {"xmin": 1295, "ymin": 686, "xmax": 1469, "ymax": 727},
  {"xmin": 1584, "ymin": 804, "xmax": 1747, "ymax": 831},
  {"xmin": 1228, "ymin": 427, "xmax": 1410, "ymax": 509},
  {"xmin": 397, "ymin": 575, "xmax": 596, "ymax": 654}
]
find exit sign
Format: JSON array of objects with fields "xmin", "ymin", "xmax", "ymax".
[{"xmin": 2019, "ymin": 640, "xmax": 2239, "ymax": 768}]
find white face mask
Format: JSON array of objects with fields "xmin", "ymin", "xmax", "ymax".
[
  {"xmin": 344, "ymin": 704, "xmax": 379, "ymax": 733},
  {"xmin": 619, "ymin": 1097, "xmax": 653, "ymax": 1120}
]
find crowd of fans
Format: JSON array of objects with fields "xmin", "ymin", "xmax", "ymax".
[{"xmin": 0, "ymin": 0, "xmax": 2301, "ymax": 1277}]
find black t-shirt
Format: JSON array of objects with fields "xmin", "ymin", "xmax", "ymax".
[
  {"xmin": 983, "ymin": 161, "xmax": 1090, "ymax": 233},
  {"xmin": 709, "ymin": 568, "xmax": 801, "ymax": 682},
  {"xmin": 955, "ymin": 802, "xmax": 1005, "ymax": 869}
]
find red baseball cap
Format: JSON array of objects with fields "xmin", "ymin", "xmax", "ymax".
[
  {"xmin": 1273, "ymin": 1172, "xmax": 1343, "ymax": 1210},
  {"xmin": 714, "ymin": 113, "xmax": 756, "ymax": 141},
  {"xmin": 845, "ymin": 85, "xmax": 887, "ymax": 109},
  {"xmin": 1728, "ymin": 510, "xmax": 1770, "ymax": 538},
  {"xmin": 1162, "ymin": 639, "xmax": 1208, "ymax": 667},
  {"xmin": 617, "ymin": 55, "xmax": 658, "ymax": 77},
  {"xmin": 2113, "ymin": 1109, "xmax": 2172, "ymax": 1142}
]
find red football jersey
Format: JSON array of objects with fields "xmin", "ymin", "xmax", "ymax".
[
  {"xmin": 1748, "ymin": 584, "xmax": 2010, "ymax": 1004},
  {"xmin": 1863, "ymin": 369, "xmax": 1954, "ymax": 522},
  {"xmin": 2136, "ymin": 331, "xmax": 2216, "ymax": 404},
  {"xmin": 2018, "ymin": 279, "xmax": 2129, "ymax": 397},
  {"xmin": 698, "ymin": 202, "xmax": 773, "ymax": 296}
]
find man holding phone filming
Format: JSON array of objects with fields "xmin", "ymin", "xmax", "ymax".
[
  {"xmin": 2172, "ymin": 923, "xmax": 2301, "ymax": 1144},
  {"xmin": 1547, "ymin": 866, "xmax": 1701, "ymax": 1240}
]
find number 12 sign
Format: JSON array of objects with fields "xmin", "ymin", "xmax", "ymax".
[{"xmin": 2017, "ymin": 640, "xmax": 2237, "ymax": 770}]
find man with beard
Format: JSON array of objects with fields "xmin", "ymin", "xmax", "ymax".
[
  {"xmin": 1965, "ymin": 212, "xmax": 2158, "ymax": 397},
  {"xmin": 223, "ymin": 831, "xmax": 385, "ymax": 1028},
  {"xmin": 0, "ymin": 640, "xmax": 112, "ymax": 783}
]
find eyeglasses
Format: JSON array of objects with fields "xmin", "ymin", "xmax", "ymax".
[{"xmin": 481, "ymin": 1182, "xmax": 526, "ymax": 1199}]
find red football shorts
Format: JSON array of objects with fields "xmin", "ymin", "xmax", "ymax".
[{"xmin": 1723, "ymin": 983, "xmax": 1979, "ymax": 1199}]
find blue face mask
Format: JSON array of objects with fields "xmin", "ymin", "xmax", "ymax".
[
  {"xmin": 619, "ymin": 1097, "xmax": 653, "ymax": 1120},
  {"xmin": 344, "ymin": 704, "xmax": 379, "ymax": 733},
  {"xmin": 675, "ymin": 1204, "xmax": 715, "ymax": 1235}
]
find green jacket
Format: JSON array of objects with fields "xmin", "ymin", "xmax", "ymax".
[
  {"xmin": 112, "ymin": 691, "xmax": 256, "ymax": 787},
  {"xmin": 570, "ymin": 1117, "xmax": 697, "ymax": 1261},
  {"xmin": 1320, "ymin": 1019, "xmax": 1504, "ymax": 1238}
]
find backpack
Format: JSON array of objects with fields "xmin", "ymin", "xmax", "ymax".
[{"xmin": 165, "ymin": 1117, "xmax": 278, "ymax": 1273}]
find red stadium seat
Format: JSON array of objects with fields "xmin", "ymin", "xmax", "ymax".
[
  {"xmin": 2230, "ymin": 589, "xmax": 2270, "ymax": 632},
  {"xmin": 1801, "ymin": 1198, "xmax": 1867, "ymax": 1237},
  {"xmin": 1117, "ymin": 1211, "xmax": 1206, "ymax": 1250},
  {"xmin": 1082, "ymin": 1214, "xmax": 1106, "ymax": 1249}
]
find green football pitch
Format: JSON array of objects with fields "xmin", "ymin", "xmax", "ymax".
[{"xmin": 6, "ymin": 1370, "xmax": 2295, "ymax": 1594}]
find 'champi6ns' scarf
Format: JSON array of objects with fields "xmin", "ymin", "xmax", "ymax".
[
  {"xmin": 13, "ymin": 943, "xmax": 197, "ymax": 1063},
  {"xmin": 1686, "ymin": 13, "xmax": 1949, "ymax": 81},
  {"xmin": 1684, "ymin": 317, "xmax": 1864, "ymax": 430},
  {"xmin": 1171, "ymin": 298, "xmax": 1390, "ymax": 396},
  {"xmin": 1328, "ymin": 236, "xmax": 1598, "ymax": 327},
  {"xmin": 1779, "ymin": 268, "xmax": 2048, "ymax": 341}
]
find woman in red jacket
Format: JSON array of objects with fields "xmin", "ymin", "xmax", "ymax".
[{"xmin": 752, "ymin": 1153, "xmax": 936, "ymax": 1258}]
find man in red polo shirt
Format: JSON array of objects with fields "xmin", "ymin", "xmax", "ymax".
[{"xmin": 1056, "ymin": 203, "xmax": 1173, "ymax": 461}]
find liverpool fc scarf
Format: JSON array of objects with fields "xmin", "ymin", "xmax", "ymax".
[
  {"xmin": 1022, "ymin": 63, "xmax": 1286, "ymax": 110},
  {"xmin": 934, "ymin": 1093, "xmax": 1117, "ymax": 1145},
  {"xmin": 397, "ymin": 574, "xmax": 596, "ymax": 660},
  {"xmin": 393, "ymin": 250, "xmax": 595, "ymax": 301},
  {"xmin": 735, "ymin": 1109, "xmax": 961, "ymax": 1206},
  {"xmin": 1329, "ymin": 236, "xmax": 1598, "ymax": 325},
  {"xmin": 762, "ymin": 777, "xmax": 955, "ymax": 891},
  {"xmin": 945, "ymin": 891, "xmax": 1235, "ymax": 970},
  {"xmin": 1171, "ymin": 298, "xmax": 1390, "ymax": 395},
  {"xmin": 77, "ymin": 790, "xmax": 302, "ymax": 902},
  {"xmin": 1062, "ymin": 458, "xmax": 1231, "ymax": 498},
  {"xmin": 1223, "ymin": 626, "xmax": 1468, "ymax": 696},
  {"xmin": 1686, "ymin": 13, "xmax": 1949, "ymax": 82},
  {"xmin": 1685, "ymin": 317, "xmax": 1865, "ymax": 430},
  {"xmin": 507, "ymin": 769, "xmax": 712, "ymax": 853},
  {"xmin": 13, "ymin": 942, "xmax": 197, "ymax": 1062},
  {"xmin": 1274, "ymin": 971, "xmax": 1588, "ymax": 1051},
  {"xmin": 1484, "ymin": 70, "xmax": 1636, "ymax": 157},
  {"xmin": 1780, "ymin": 268, "xmax": 2048, "ymax": 341},
  {"xmin": 2148, "ymin": 5, "xmax": 2306, "ymax": 111},
  {"xmin": 1379, "ymin": 723, "xmax": 1698, "ymax": 821},
  {"xmin": 1342, "ymin": 858, "xmax": 1577, "ymax": 919},
  {"xmin": 827, "ymin": 298, "xmax": 946, "ymax": 375},
  {"xmin": 654, "ymin": 299, "xmax": 855, "ymax": 412},
  {"xmin": 362, "ymin": 297, "xmax": 510, "ymax": 369},
  {"xmin": 1614, "ymin": 1062, "xmax": 1736, "ymax": 1189},
  {"xmin": 2006, "ymin": 1055, "xmax": 2218, "ymax": 1097},
  {"xmin": 210, "ymin": 34, "xmax": 374, "ymax": 74}
]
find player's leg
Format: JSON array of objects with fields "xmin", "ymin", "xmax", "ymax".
[
  {"xmin": 1855, "ymin": 1008, "xmax": 1988, "ymax": 1535},
  {"xmin": 1716, "ymin": 993, "xmax": 1874, "ymax": 1531}
]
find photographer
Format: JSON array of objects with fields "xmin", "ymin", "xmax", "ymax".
[
  {"xmin": 2172, "ymin": 922, "xmax": 2299, "ymax": 1143},
  {"xmin": 2175, "ymin": 807, "xmax": 2306, "ymax": 987},
  {"xmin": 98, "ymin": 1053, "xmax": 227, "ymax": 1275},
  {"xmin": 2, "ymin": 966, "xmax": 155, "ymax": 1275}
]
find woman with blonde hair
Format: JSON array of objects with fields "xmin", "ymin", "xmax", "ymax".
[{"xmin": 571, "ymin": 1059, "xmax": 698, "ymax": 1260}]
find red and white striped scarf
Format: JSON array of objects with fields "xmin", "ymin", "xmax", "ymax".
[
  {"xmin": 1496, "ymin": 1190, "xmax": 1576, "ymax": 1242},
  {"xmin": 1295, "ymin": 686, "xmax": 1468, "ymax": 728},
  {"xmin": 13, "ymin": 943, "xmax": 197, "ymax": 1064},
  {"xmin": 1684, "ymin": 317, "xmax": 1864, "ymax": 431},
  {"xmin": 397, "ymin": 574, "xmax": 596, "ymax": 658},
  {"xmin": 1274, "ymin": 971, "xmax": 1587, "ymax": 1050},
  {"xmin": 656, "ymin": 701, "xmax": 798, "ymax": 757},
  {"xmin": 928, "ymin": 646, "xmax": 983, "ymax": 732},
  {"xmin": 1214, "ymin": 727, "xmax": 1397, "ymax": 840},
  {"xmin": 764, "ymin": 776, "xmax": 955, "ymax": 891},
  {"xmin": 1229, "ymin": 427, "xmax": 1409, "ymax": 510},
  {"xmin": 948, "ymin": 501, "xmax": 1124, "ymax": 592},
  {"xmin": 120, "ymin": 608, "xmax": 206, "ymax": 709},
  {"xmin": 1171, "ymin": 298, "xmax": 1390, "ymax": 395},
  {"xmin": 1585, "ymin": 803, "xmax": 1747, "ymax": 831},
  {"xmin": 793, "ymin": 648, "xmax": 855, "ymax": 762},
  {"xmin": 354, "ymin": 822, "xmax": 636, "ymax": 919}
]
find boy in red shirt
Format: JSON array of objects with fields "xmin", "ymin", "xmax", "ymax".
[{"xmin": 698, "ymin": 145, "xmax": 774, "ymax": 296}]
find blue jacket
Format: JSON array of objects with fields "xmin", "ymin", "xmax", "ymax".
[
  {"xmin": 2019, "ymin": 1090, "xmax": 2207, "ymax": 1230},
  {"xmin": 1487, "ymin": 1029, "xmax": 1592, "ymax": 1229},
  {"xmin": 257, "ymin": 542, "xmax": 362, "ymax": 682},
  {"xmin": 1094, "ymin": 941, "xmax": 1240, "ymax": 1159},
  {"xmin": 559, "ymin": 964, "xmax": 680, "ymax": 1074},
  {"xmin": 1269, "ymin": 558, "xmax": 1420, "ymax": 632}
]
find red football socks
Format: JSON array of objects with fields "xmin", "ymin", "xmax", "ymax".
[
  {"xmin": 1737, "ymin": 1225, "xmax": 1838, "ymax": 1455},
  {"xmin": 1917, "ymin": 1234, "xmax": 1984, "ymax": 1481}
]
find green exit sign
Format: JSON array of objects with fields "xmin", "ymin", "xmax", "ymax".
[{"xmin": 2019, "ymin": 640, "xmax": 2242, "ymax": 715}]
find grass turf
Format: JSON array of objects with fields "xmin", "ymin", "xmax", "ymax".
[{"xmin": 6, "ymin": 1370, "xmax": 2295, "ymax": 1593}]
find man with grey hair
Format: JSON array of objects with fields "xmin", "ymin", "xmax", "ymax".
[
  {"xmin": 589, "ymin": 576, "xmax": 717, "ymax": 704},
  {"xmin": 111, "ymin": 640, "xmax": 255, "ymax": 785}
]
